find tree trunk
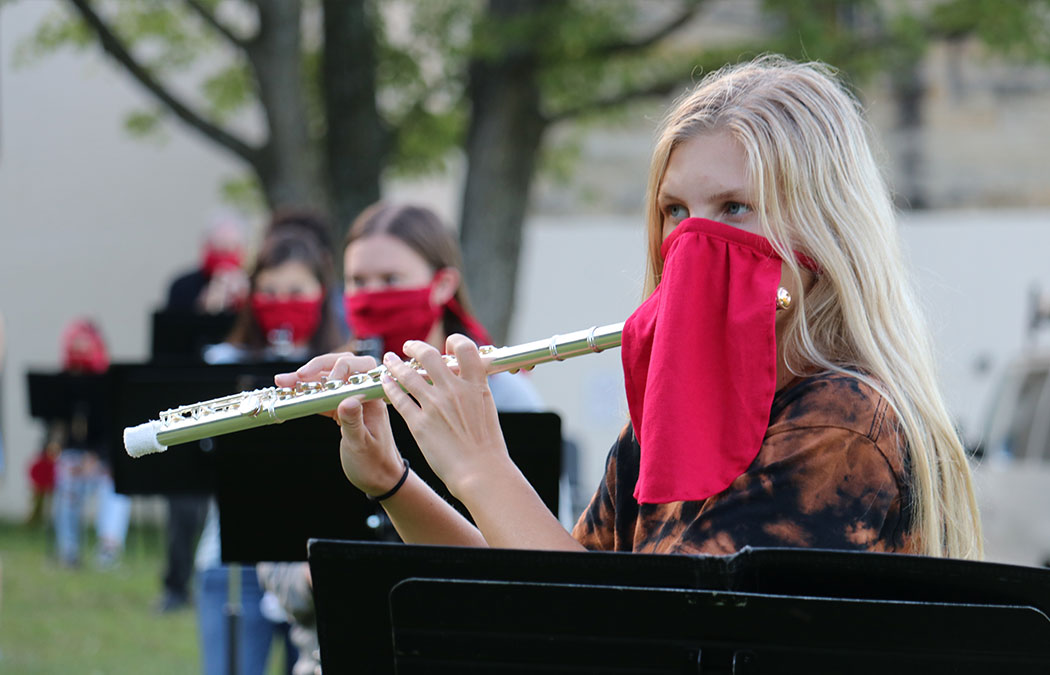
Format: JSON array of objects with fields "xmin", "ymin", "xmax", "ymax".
[
  {"xmin": 246, "ymin": 0, "xmax": 326, "ymax": 213},
  {"xmin": 321, "ymin": 0, "xmax": 385, "ymax": 247},
  {"xmin": 459, "ymin": 51, "xmax": 546, "ymax": 344}
]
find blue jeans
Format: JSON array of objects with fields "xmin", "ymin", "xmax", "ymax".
[
  {"xmin": 53, "ymin": 450, "xmax": 131, "ymax": 565},
  {"xmin": 196, "ymin": 565, "xmax": 295, "ymax": 675}
]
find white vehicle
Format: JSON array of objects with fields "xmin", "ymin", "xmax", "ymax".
[{"xmin": 973, "ymin": 352, "xmax": 1050, "ymax": 567}]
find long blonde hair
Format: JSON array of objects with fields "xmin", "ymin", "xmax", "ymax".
[{"xmin": 643, "ymin": 55, "xmax": 982, "ymax": 559}]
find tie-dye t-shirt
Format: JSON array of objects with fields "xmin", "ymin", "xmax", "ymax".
[{"xmin": 572, "ymin": 372, "xmax": 913, "ymax": 555}]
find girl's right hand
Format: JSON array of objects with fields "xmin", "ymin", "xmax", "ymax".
[{"xmin": 276, "ymin": 353, "xmax": 406, "ymax": 497}]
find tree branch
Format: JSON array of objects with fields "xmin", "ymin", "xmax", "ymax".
[
  {"xmin": 546, "ymin": 77, "xmax": 685, "ymax": 124},
  {"xmin": 66, "ymin": 0, "xmax": 261, "ymax": 165},
  {"xmin": 592, "ymin": 0, "xmax": 706, "ymax": 58},
  {"xmin": 182, "ymin": 0, "xmax": 248, "ymax": 49}
]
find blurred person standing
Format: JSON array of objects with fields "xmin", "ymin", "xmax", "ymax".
[
  {"xmin": 167, "ymin": 211, "xmax": 249, "ymax": 314},
  {"xmin": 158, "ymin": 212, "xmax": 250, "ymax": 613},
  {"xmin": 257, "ymin": 202, "xmax": 544, "ymax": 675},
  {"xmin": 196, "ymin": 226, "xmax": 343, "ymax": 675},
  {"xmin": 51, "ymin": 319, "xmax": 130, "ymax": 568}
]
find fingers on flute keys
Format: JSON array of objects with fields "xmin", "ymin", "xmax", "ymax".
[
  {"xmin": 274, "ymin": 352, "xmax": 377, "ymax": 388},
  {"xmin": 446, "ymin": 334, "xmax": 485, "ymax": 383},
  {"xmin": 381, "ymin": 346, "xmax": 433, "ymax": 417}
]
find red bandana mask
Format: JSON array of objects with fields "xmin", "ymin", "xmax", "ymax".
[
  {"xmin": 344, "ymin": 282, "xmax": 492, "ymax": 359},
  {"xmin": 345, "ymin": 285, "xmax": 442, "ymax": 359},
  {"xmin": 250, "ymin": 294, "xmax": 323, "ymax": 345},
  {"xmin": 202, "ymin": 245, "xmax": 242, "ymax": 278},
  {"xmin": 622, "ymin": 217, "xmax": 784, "ymax": 504}
]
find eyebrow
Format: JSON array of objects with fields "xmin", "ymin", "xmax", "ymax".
[
  {"xmin": 709, "ymin": 189, "xmax": 750, "ymax": 204},
  {"xmin": 657, "ymin": 186, "xmax": 750, "ymax": 204}
]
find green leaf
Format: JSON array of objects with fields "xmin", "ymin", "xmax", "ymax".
[
  {"xmin": 201, "ymin": 63, "xmax": 255, "ymax": 122},
  {"xmin": 123, "ymin": 108, "xmax": 168, "ymax": 141},
  {"xmin": 220, "ymin": 173, "xmax": 266, "ymax": 214}
]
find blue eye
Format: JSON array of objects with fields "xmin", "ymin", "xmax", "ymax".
[
  {"xmin": 668, "ymin": 204, "xmax": 688, "ymax": 220},
  {"xmin": 725, "ymin": 202, "xmax": 750, "ymax": 216}
]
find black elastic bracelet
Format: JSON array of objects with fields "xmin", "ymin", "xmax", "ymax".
[{"xmin": 368, "ymin": 458, "xmax": 411, "ymax": 502}]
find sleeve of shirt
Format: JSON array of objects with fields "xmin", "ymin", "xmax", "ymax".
[
  {"xmin": 676, "ymin": 426, "xmax": 907, "ymax": 555},
  {"xmin": 571, "ymin": 427, "xmax": 636, "ymax": 551}
]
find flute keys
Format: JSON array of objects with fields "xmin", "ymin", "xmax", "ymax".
[{"xmin": 238, "ymin": 395, "xmax": 262, "ymax": 416}]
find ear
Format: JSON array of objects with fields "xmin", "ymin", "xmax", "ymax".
[{"xmin": 429, "ymin": 267, "xmax": 461, "ymax": 307}]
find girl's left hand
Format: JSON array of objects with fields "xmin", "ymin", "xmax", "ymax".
[{"xmin": 381, "ymin": 334, "xmax": 511, "ymax": 499}]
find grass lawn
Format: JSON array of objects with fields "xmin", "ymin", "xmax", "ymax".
[
  {"xmin": 0, "ymin": 518, "xmax": 289, "ymax": 674},
  {"xmin": 0, "ymin": 519, "xmax": 198, "ymax": 674}
]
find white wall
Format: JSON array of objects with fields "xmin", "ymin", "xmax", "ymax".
[{"xmin": 0, "ymin": 1, "xmax": 247, "ymax": 516}]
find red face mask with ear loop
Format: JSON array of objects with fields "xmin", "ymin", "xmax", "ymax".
[
  {"xmin": 344, "ymin": 271, "xmax": 494, "ymax": 359},
  {"xmin": 344, "ymin": 282, "xmax": 443, "ymax": 359},
  {"xmin": 250, "ymin": 294, "xmax": 324, "ymax": 346},
  {"xmin": 622, "ymin": 217, "xmax": 792, "ymax": 504}
]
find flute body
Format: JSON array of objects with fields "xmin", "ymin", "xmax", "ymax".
[{"xmin": 124, "ymin": 322, "xmax": 624, "ymax": 458}]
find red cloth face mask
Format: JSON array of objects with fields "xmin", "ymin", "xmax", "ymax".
[
  {"xmin": 621, "ymin": 217, "xmax": 784, "ymax": 504},
  {"xmin": 250, "ymin": 294, "xmax": 323, "ymax": 345},
  {"xmin": 344, "ymin": 282, "xmax": 493, "ymax": 359},
  {"xmin": 344, "ymin": 285, "xmax": 443, "ymax": 359},
  {"xmin": 202, "ymin": 245, "xmax": 242, "ymax": 278}
]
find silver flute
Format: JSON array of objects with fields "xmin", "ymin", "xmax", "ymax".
[{"xmin": 124, "ymin": 322, "xmax": 625, "ymax": 458}]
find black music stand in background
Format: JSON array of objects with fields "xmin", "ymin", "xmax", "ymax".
[
  {"xmin": 216, "ymin": 411, "xmax": 562, "ymax": 564},
  {"xmin": 150, "ymin": 310, "xmax": 237, "ymax": 363},
  {"xmin": 27, "ymin": 371, "xmax": 111, "ymax": 428},
  {"xmin": 307, "ymin": 541, "xmax": 1050, "ymax": 674},
  {"xmin": 107, "ymin": 362, "xmax": 299, "ymax": 496}
]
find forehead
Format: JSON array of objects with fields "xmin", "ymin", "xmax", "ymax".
[
  {"xmin": 256, "ymin": 260, "xmax": 318, "ymax": 287},
  {"xmin": 660, "ymin": 130, "xmax": 750, "ymax": 196},
  {"xmin": 344, "ymin": 233, "xmax": 431, "ymax": 274}
]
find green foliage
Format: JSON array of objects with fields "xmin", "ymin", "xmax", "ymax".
[
  {"xmin": 220, "ymin": 172, "xmax": 267, "ymax": 215},
  {"xmin": 13, "ymin": 6, "xmax": 94, "ymax": 66},
  {"xmin": 930, "ymin": 0, "xmax": 1050, "ymax": 61},
  {"xmin": 17, "ymin": 0, "xmax": 1050, "ymax": 209},
  {"xmin": 201, "ymin": 62, "xmax": 255, "ymax": 123},
  {"xmin": 123, "ymin": 108, "xmax": 168, "ymax": 141},
  {"xmin": 389, "ymin": 104, "xmax": 466, "ymax": 177}
]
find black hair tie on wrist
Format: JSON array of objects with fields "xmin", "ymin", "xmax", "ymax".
[{"xmin": 368, "ymin": 458, "xmax": 410, "ymax": 502}]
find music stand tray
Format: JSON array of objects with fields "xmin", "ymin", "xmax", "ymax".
[
  {"xmin": 390, "ymin": 578, "xmax": 1050, "ymax": 673},
  {"xmin": 308, "ymin": 541, "xmax": 1050, "ymax": 674}
]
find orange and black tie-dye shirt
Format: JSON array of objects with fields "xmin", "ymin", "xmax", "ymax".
[{"xmin": 572, "ymin": 372, "xmax": 913, "ymax": 555}]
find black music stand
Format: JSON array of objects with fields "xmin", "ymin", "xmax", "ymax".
[
  {"xmin": 27, "ymin": 371, "xmax": 110, "ymax": 427},
  {"xmin": 150, "ymin": 310, "xmax": 237, "ymax": 363},
  {"xmin": 307, "ymin": 541, "xmax": 1050, "ymax": 674},
  {"xmin": 216, "ymin": 411, "xmax": 562, "ymax": 564},
  {"xmin": 106, "ymin": 362, "xmax": 299, "ymax": 496},
  {"xmin": 390, "ymin": 578, "xmax": 1049, "ymax": 673}
]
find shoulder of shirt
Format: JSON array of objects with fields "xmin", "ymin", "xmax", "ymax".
[{"xmin": 769, "ymin": 370, "xmax": 894, "ymax": 443}]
